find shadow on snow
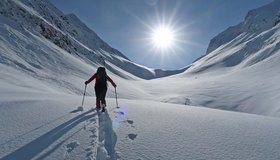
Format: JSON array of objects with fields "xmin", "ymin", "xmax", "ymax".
[
  {"xmin": 97, "ymin": 111, "xmax": 118, "ymax": 160},
  {"xmin": 1, "ymin": 109, "xmax": 96, "ymax": 160}
]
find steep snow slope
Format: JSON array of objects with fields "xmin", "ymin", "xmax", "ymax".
[
  {"xmin": 141, "ymin": 0, "xmax": 279, "ymax": 117},
  {"xmin": 206, "ymin": 0, "xmax": 280, "ymax": 54},
  {"xmin": 189, "ymin": 1, "xmax": 280, "ymax": 74},
  {"xmin": 0, "ymin": 14, "xmax": 152, "ymax": 100},
  {"xmin": 1, "ymin": 0, "xmax": 280, "ymax": 159},
  {"xmin": 0, "ymin": 0, "xmax": 279, "ymax": 115},
  {"xmin": 0, "ymin": 0, "xmax": 186, "ymax": 80}
]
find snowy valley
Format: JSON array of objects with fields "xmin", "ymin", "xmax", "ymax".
[{"xmin": 1, "ymin": 0, "xmax": 280, "ymax": 159}]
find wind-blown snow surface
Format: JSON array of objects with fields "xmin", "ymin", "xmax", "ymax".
[
  {"xmin": 1, "ymin": 0, "xmax": 280, "ymax": 159},
  {"xmin": 2, "ymin": 95, "xmax": 280, "ymax": 160}
]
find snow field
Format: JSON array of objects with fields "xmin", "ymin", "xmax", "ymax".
[
  {"xmin": 1, "ymin": 0, "xmax": 280, "ymax": 159},
  {"xmin": 2, "ymin": 95, "xmax": 280, "ymax": 160},
  {"xmin": 0, "ymin": 95, "xmax": 116, "ymax": 160},
  {"xmin": 112, "ymin": 99, "xmax": 280, "ymax": 160}
]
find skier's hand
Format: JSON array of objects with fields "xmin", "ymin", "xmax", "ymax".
[
  {"xmin": 113, "ymin": 83, "xmax": 117, "ymax": 88},
  {"xmin": 85, "ymin": 81, "xmax": 88, "ymax": 85}
]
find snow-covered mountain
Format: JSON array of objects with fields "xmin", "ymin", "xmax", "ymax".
[
  {"xmin": 195, "ymin": 0, "xmax": 280, "ymax": 71},
  {"xmin": 149, "ymin": 0, "xmax": 280, "ymax": 116},
  {"xmin": 1, "ymin": 0, "xmax": 280, "ymax": 159},
  {"xmin": 0, "ymin": 0, "xmax": 186, "ymax": 84}
]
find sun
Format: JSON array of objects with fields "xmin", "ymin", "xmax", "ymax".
[{"xmin": 151, "ymin": 26, "xmax": 175, "ymax": 49}]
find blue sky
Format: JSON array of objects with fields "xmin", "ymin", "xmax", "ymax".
[{"xmin": 49, "ymin": 0, "xmax": 273, "ymax": 70}]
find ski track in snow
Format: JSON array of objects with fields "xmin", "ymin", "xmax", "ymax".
[
  {"xmin": 0, "ymin": 97, "xmax": 119, "ymax": 160},
  {"xmin": 1, "ymin": 0, "xmax": 280, "ymax": 159},
  {"xmin": 96, "ymin": 111, "xmax": 117, "ymax": 160},
  {"xmin": 2, "ymin": 95, "xmax": 280, "ymax": 159}
]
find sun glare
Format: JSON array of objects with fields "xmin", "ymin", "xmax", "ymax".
[
  {"xmin": 152, "ymin": 27, "xmax": 174, "ymax": 49},
  {"xmin": 135, "ymin": 1, "xmax": 190, "ymax": 57}
]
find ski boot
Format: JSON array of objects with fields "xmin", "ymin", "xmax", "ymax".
[{"xmin": 101, "ymin": 103, "xmax": 106, "ymax": 112}]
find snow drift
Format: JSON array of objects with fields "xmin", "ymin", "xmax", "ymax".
[{"xmin": 1, "ymin": 0, "xmax": 280, "ymax": 159}]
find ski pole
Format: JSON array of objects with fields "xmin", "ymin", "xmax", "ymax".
[
  {"xmin": 115, "ymin": 87, "xmax": 119, "ymax": 108},
  {"xmin": 81, "ymin": 84, "xmax": 87, "ymax": 107}
]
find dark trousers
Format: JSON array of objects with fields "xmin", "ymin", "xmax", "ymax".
[{"xmin": 94, "ymin": 84, "xmax": 107, "ymax": 108}]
